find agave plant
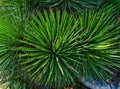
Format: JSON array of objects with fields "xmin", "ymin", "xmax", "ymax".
[
  {"xmin": 77, "ymin": 9, "xmax": 120, "ymax": 80},
  {"xmin": 0, "ymin": 17, "xmax": 20, "ymax": 88},
  {"xmin": 17, "ymin": 10, "xmax": 83, "ymax": 88},
  {"xmin": 0, "ymin": 19, "xmax": 18, "ymax": 70},
  {"xmin": 0, "ymin": 5, "xmax": 30, "ymax": 89}
]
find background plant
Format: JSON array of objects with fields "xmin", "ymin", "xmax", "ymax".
[
  {"xmin": 42, "ymin": 0, "xmax": 103, "ymax": 13},
  {"xmin": 107, "ymin": 0, "xmax": 120, "ymax": 13},
  {"xmin": 77, "ymin": 9, "xmax": 120, "ymax": 80},
  {"xmin": 1, "ymin": 0, "xmax": 104, "ymax": 13},
  {"xmin": 0, "ymin": 17, "xmax": 20, "ymax": 88}
]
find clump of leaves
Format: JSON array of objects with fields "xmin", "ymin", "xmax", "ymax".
[
  {"xmin": 17, "ymin": 10, "xmax": 83, "ymax": 88},
  {"xmin": 78, "ymin": 9, "xmax": 120, "ymax": 80},
  {"xmin": 0, "ymin": 19, "xmax": 18, "ymax": 71},
  {"xmin": 0, "ymin": 7, "xmax": 28, "ymax": 89},
  {"xmin": 0, "ymin": 2, "xmax": 120, "ymax": 89},
  {"xmin": 0, "ymin": 18, "xmax": 20, "ymax": 89}
]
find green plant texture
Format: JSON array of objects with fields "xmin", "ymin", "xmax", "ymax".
[
  {"xmin": 0, "ymin": 0, "xmax": 120, "ymax": 89},
  {"xmin": 107, "ymin": 0, "xmax": 120, "ymax": 11},
  {"xmin": 42, "ymin": 0, "xmax": 103, "ymax": 12},
  {"xmin": 1, "ymin": 0, "xmax": 104, "ymax": 13},
  {"xmin": 78, "ymin": 10, "xmax": 120, "ymax": 80}
]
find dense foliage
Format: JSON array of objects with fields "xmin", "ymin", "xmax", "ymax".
[
  {"xmin": 0, "ymin": 0, "xmax": 120, "ymax": 89},
  {"xmin": 2, "ymin": 0, "xmax": 103, "ymax": 13},
  {"xmin": 18, "ymin": 10, "xmax": 82, "ymax": 88}
]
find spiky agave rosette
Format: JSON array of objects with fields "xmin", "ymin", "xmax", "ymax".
[
  {"xmin": 77, "ymin": 10, "xmax": 120, "ymax": 80},
  {"xmin": 17, "ymin": 10, "xmax": 83, "ymax": 88}
]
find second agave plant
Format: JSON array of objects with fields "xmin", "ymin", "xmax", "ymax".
[{"xmin": 78, "ymin": 9, "xmax": 120, "ymax": 80}]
